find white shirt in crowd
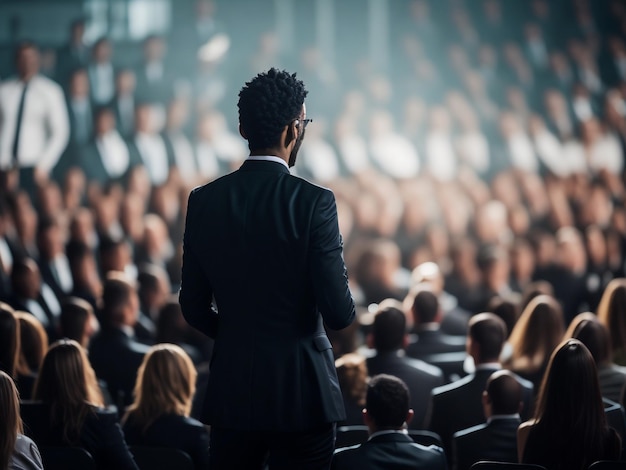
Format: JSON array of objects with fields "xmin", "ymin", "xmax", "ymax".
[
  {"xmin": 300, "ymin": 137, "xmax": 341, "ymax": 183},
  {"xmin": 425, "ymin": 131, "xmax": 457, "ymax": 181},
  {"xmin": 533, "ymin": 129, "xmax": 569, "ymax": 177},
  {"xmin": 166, "ymin": 131, "xmax": 197, "ymax": 181},
  {"xmin": 0, "ymin": 75, "xmax": 70, "ymax": 171},
  {"xmin": 370, "ymin": 133, "xmax": 420, "ymax": 179},
  {"xmin": 88, "ymin": 62, "xmax": 115, "ymax": 105},
  {"xmin": 508, "ymin": 132, "xmax": 538, "ymax": 173},
  {"xmin": 337, "ymin": 134, "xmax": 369, "ymax": 175},
  {"xmin": 456, "ymin": 131, "xmax": 490, "ymax": 175},
  {"xmin": 96, "ymin": 130, "xmax": 130, "ymax": 178},
  {"xmin": 134, "ymin": 132, "xmax": 169, "ymax": 186},
  {"xmin": 560, "ymin": 136, "xmax": 624, "ymax": 176},
  {"xmin": 195, "ymin": 141, "xmax": 219, "ymax": 180}
]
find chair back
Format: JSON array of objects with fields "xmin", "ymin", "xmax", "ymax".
[
  {"xmin": 588, "ymin": 461, "xmax": 626, "ymax": 470},
  {"xmin": 407, "ymin": 429, "xmax": 443, "ymax": 447},
  {"xmin": 470, "ymin": 462, "xmax": 548, "ymax": 470},
  {"xmin": 130, "ymin": 446, "xmax": 194, "ymax": 470},
  {"xmin": 39, "ymin": 446, "xmax": 96, "ymax": 470},
  {"xmin": 335, "ymin": 425, "xmax": 369, "ymax": 448}
]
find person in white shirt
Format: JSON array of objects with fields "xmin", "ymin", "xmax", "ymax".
[
  {"xmin": 369, "ymin": 111, "xmax": 420, "ymax": 180},
  {"xmin": 130, "ymin": 104, "xmax": 170, "ymax": 186},
  {"xmin": 0, "ymin": 42, "xmax": 70, "ymax": 193},
  {"xmin": 88, "ymin": 37, "xmax": 115, "ymax": 106},
  {"xmin": 425, "ymin": 107, "xmax": 457, "ymax": 182}
]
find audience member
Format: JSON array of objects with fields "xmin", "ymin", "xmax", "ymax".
[
  {"xmin": 335, "ymin": 353, "xmax": 369, "ymax": 426},
  {"xmin": 0, "ymin": 303, "xmax": 19, "ymax": 378},
  {"xmin": 366, "ymin": 300, "xmax": 444, "ymax": 428},
  {"xmin": 428, "ymin": 313, "xmax": 534, "ymax": 453},
  {"xmin": 59, "ymin": 297, "xmax": 99, "ymax": 348},
  {"xmin": 36, "ymin": 216, "xmax": 73, "ymax": 300},
  {"xmin": 87, "ymin": 37, "xmax": 116, "ymax": 106},
  {"xmin": 14, "ymin": 312, "xmax": 47, "ymax": 400},
  {"xmin": 0, "ymin": 370, "xmax": 43, "ymax": 470},
  {"xmin": 25, "ymin": 339, "xmax": 138, "ymax": 469},
  {"xmin": 598, "ymin": 278, "xmax": 626, "ymax": 365},
  {"xmin": 518, "ymin": 339, "xmax": 621, "ymax": 470},
  {"xmin": 504, "ymin": 294, "xmax": 564, "ymax": 391},
  {"xmin": 88, "ymin": 272, "xmax": 150, "ymax": 407},
  {"xmin": 123, "ymin": 343, "xmax": 209, "ymax": 469},
  {"xmin": 452, "ymin": 370, "xmax": 522, "ymax": 470},
  {"xmin": 332, "ymin": 374, "xmax": 446, "ymax": 470}
]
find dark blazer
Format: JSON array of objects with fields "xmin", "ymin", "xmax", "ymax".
[
  {"xmin": 123, "ymin": 413, "xmax": 209, "ymax": 470},
  {"xmin": 179, "ymin": 159, "xmax": 355, "ymax": 431},
  {"xmin": 427, "ymin": 366, "xmax": 534, "ymax": 454},
  {"xmin": 406, "ymin": 328, "xmax": 467, "ymax": 358},
  {"xmin": 80, "ymin": 139, "xmax": 139, "ymax": 187},
  {"xmin": 331, "ymin": 432, "xmax": 447, "ymax": 470},
  {"xmin": 89, "ymin": 327, "xmax": 150, "ymax": 407},
  {"xmin": 366, "ymin": 351, "xmax": 444, "ymax": 429},
  {"xmin": 20, "ymin": 401, "xmax": 138, "ymax": 470},
  {"xmin": 452, "ymin": 416, "xmax": 521, "ymax": 470}
]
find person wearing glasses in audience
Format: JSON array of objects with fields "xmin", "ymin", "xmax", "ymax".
[{"xmin": 179, "ymin": 68, "xmax": 355, "ymax": 469}]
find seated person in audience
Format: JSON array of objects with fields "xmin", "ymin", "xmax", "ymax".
[
  {"xmin": 0, "ymin": 370, "xmax": 43, "ymax": 470},
  {"xmin": 366, "ymin": 300, "xmax": 444, "ymax": 429},
  {"xmin": 518, "ymin": 339, "xmax": 621, "ymax": 470},
  {"xmin": 332, "ymin": 374, "xmax": 446, "ymax": 470},
  {"xmin": 89, "ymin": 272, "xmax": 150, "ymax": 407},
  {"xmin": 36, "ymin": 216, "xmax": 73, "ymax": 301},
  {"xmin": 428, "ymin": 313, "xmax": 534, "ymax": 454},
  {"xmin": 60, "ymin": 296, "xmax": 99, "ymax": 348},
  {"xmin": 405, "ymin": 287, "xmax": 466, "ymax": 359},
  {"xmin": 123, "ymin": 343, "xmax": 209, "ymax": 469},
  {"xmin": 15, "ymin": 312, "xmax": 48, "ymax": 400},
  {"xmin": 66, "ymin": 240, "xmax": 101, "ymax": 310},
  {"xmin": 572, "ymin": 318, "xmax": 626, "ymax": 403},
  {"xmin": 0, "ymin": 303, "xmax": 19, "ymax": 379},
  {"xmin": 335, "ymin": 353, "xmax": 369, "ymax": 426},
  {"xmin": 452, "ymin": 370, "xmax": 522, "ymax": 470},
  {"xmin": 24, "ymin": 339, "xmax": 138, "ymax": 469}
]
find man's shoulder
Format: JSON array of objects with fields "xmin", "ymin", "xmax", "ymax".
[{"xmin": 432, "ymin": 373, "xmax": 475, "ymax": 398}]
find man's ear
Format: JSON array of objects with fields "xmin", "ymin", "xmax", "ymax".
[
  {"xmin": 405, "ymin": 409, "xmax": 414, "ymax": 426},
  {"xmin": 362, "ymin": 408, "xmax": 371, "ymax": 427},
  {"xmin": 284, "ymin": 121, "xmax": 297, "ymax": 148},
  {"xmin": 366, "ymin": 333, "xmax": 374, "ymax": 349}
]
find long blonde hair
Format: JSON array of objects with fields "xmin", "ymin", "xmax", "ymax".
[
  {"xmin": 33, "ymin": 340, "xmax": 104, "ymax": 444},
  {"xmin": 597, "ymin": 278, "xmax": 626, "ymax": 355},
  {"xmin": 125, "ymin": 344, "xmax": 197, "ymax": 432},
  {"xmin": 335, "ymin": 353, "xmax": 369, "ymax": 407},
  {"xmin": 507, "ymin": 295, "xmax": 564, "ymax": 371},
  {"xmin": 0, "ymin": 304, "xmax": 19, "ymax": 378},
  {"xmin": 0, "ymin": 370, "xmax": 23, "ymax": 470},
  {"xmin": 15, "ymin": 312, "xmax": 48, "ymax": 377}
]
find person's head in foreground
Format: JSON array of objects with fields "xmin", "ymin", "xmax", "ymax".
[{"xmin": 363, "ymin": 374, "xmax": 413, "ymax": 433}]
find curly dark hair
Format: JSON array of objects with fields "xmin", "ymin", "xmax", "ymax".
[{"xmin": 238, "ymin": 68, "xmax": 308, "ymax": 151}]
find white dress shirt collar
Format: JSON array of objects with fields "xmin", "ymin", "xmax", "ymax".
[
  {"xmin": 246, "ymin": 155, "xmax": 289, "ymax": 169},
  {"xmin": 487, "ymin": 413, "xmax": 520, "ymax": 424},
  {"xmin": 368, "ymin": 429, "xmax": 409, "ymax": 441}
]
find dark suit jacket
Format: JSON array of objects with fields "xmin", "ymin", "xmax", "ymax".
[
  {"xmin": 88, "ymin": 327, "xmax": 150, "ymax": 407},
  {"xmin": 80, "ymin": 139, "xmax": 139, "ymax": 187},
  {"xmin": 179, "ymin": 159, "xmax": 355, "ymax": 431},
  {"xmin": 20, "ymin": 401, "xmax": 138, "ymax": 470},
  {"xmin": 427, "ymin": 366, "xmax": 534, "ymax": 454},
  {"xmin": 123, "ymin": 413, "xmax": 209, "ymax": 469},
  {"xmin": 366, "ymin": 351, "xmax": 444, "ymax": 429},
  {"xmin": 406, "ymin": 328, "xmax": 467, "ymax": 358},
  {"xmin": 332, "ymin": 432, "xmax": 447, "ymax": 470},
  {"xmin": 452, "ymin": 416, "xmax": 521, "ymax": 470}
]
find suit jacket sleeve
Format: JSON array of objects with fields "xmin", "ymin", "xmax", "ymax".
[
  {"xmin": 309, "ymin": 189, "xmax": 355, "ymax": 330},
  {"xmin": 179, "ymin": 189, "xmax": 219, "ymax": 338}
]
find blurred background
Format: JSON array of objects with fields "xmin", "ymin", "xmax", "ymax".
[{"xmin": 2, "ymin": 0, "xmax": 626, "ymax": 323}]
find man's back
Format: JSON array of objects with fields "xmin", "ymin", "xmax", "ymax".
[
  {"xmin": 180, "ymin": 159, "xmax": 355, "ymax": 430},
  {"xmin": 332, "ymin": 433, "xmax": 446, "ymax": 470},
  {"xmin": 452, "ymin": 418, "xmax": 520, "ymax": 470}
]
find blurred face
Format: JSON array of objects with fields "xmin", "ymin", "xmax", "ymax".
[
  {"xmin": 144, "ymin": 37, "xmax": 165, "ymax": 62},
  {"xmin": 96, "ymin": 110, "xmax": 115, "ymax": 136},
  {"xmin": 116, "ymin": 70, "xmax": 136, "ymax": 94},
  {"xmin": 16, "ymin": 45, "xmax": 40, "ymax": 79},
  {"xmin": 70, "ymin": 70, "xmax": 89, "ymax": 97},
  {"xmin": 135, "ymin": 106, "xmax": 153, "ymax": 133},
  {"xmin": 93, "ymin": 40, "xmax": 111, "ymax": 63}
]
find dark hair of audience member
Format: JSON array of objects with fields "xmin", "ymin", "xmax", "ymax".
[
  {"xmin": 563, "ymin": 311, "xmax": 597, "ymax": 342},
  {"xmin": 525, "ymin": 339, "xmax": 618, "ymax": 468},
  {"xmin": 572, "ymin": 319, "xmax": 612, "ymax": 366},
  {"xmin": 0, "ymin": 370, "xmax": 24, "ymax": 470},
  {"xmin": 485, "ymin": 370, "xmax": 522, "ymax": 415},
  {"xmin": 155, "ymin": 300, "xmax": 186, "ymax": 344},
  {"xmin": 411, "ymin": 288, "xmax": 439, "ymax": 325},
  {"xmin": 101, "ymin": 273, "xmax": 134, "ymax": 328},
  {"xmin": 335, "ymin": 353, "xmax": 368, "ymax": 408},
  {"xmin": 372, "ymin": 302, "xmax": 406, "ymax": 353},
  {"xmin": 33, "ymin": 340, "xmax": 104, "ymax": 443},
  {"xmin": 237, "ymin": 68, "xmax": 308, "ymax": 150},
  {"xmin": 487, "ymin": 295, "xmax": 519, "ymax": 338},
  {"xmin": 0, "ymin": 304, "xmax": 19, "ymax": 378},
  {"xmin": 597, "ymin": 278, "xmax": 626, "ymax": 362},
  {"xmin": 60, "ymin": 297, "xmax": 96, "ymax": 348},
  {"xmin": 124, "ymin": 344, "xmax": 197, "ymax": 432},
  {"xmin": 507, "ymin": 295, "xmax": 564, "ymax": 372},
  {"xmin": 14, "ymin": 312, "xmax": 48, "ymax": 377},
  {"xmin": 520, "ymin": 281, "xmax": 554, "ymax": 312},
  {"xmin": 468, "ymin": 313, "xmax": 507, "ymax": 362},
  {"xmin": 366, "ymin": 374, "xmax": 410, "ymax": 429}
]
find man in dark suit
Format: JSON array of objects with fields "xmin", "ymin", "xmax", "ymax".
[
  {"xmin": 89, "ymin": 272, "xmax": 150, "ymax": 409},
  {"xmin": 366, "ymin": 300, "xmax": 444, "ymax": 429},
  {"xmin": 179, "ymin": 68, "xmax": 355, "ymax": 470},
  {"xmin": 452, "ymin": 370, "xmax": 523, "ymax": 470},
  {"xmin": 427, "ymin": 313, "xmax": 534, "ymax": 454},
  {"xmin": 332, "ymin": 374, "xmax": 446, "ymax": 470}
]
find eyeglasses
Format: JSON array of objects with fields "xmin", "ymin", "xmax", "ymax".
[{"xmin": 295, "ymin": 118, "xmax": 313, "ymax": 129}]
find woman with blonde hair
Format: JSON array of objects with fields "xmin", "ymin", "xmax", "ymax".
[
  {"xmin": 335, "ymin": 353, "xmax": 369, "ymax": 426},
  {"xmin": 597, "ymin": 278, "xmax": 626, "ymax": 365},
  {"xmin": 25, "ymin": 340, "xmax": 138, "ymax": 469},
  {"xmin": 504, "ymin": 295, "xmax": 564, "ymax": 391},
  {"xmin": 518, "ymin": 339, "xmax": 620, "ymax": 470},
  {"xmin": 0, "ymin": 303, "xmax": 19, "ymax": 379},
  {"xmin": 0, "ymin": 371, "xmax": 43, "ymax": 470},
  {"xmin": 14, "ymin": 312, "xmax": 48, "ymax": 400},
  {"xmin": 123, "ymin": 343, "xmax": 209, "ymax": 469}
]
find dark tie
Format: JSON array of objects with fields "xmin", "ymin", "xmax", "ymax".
[{"xmin": 11, "ymin": 81, "xmax": 29, "ymax": 166}]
